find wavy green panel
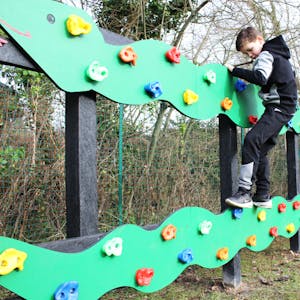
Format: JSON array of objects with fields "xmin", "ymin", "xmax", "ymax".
[
  {"xmin": 0, "ymin": 0, "xmax": 299, "ymax": 132},
  {"xmin": 0, "ymin": 196, "xmax": 299, "ymax": 299}
]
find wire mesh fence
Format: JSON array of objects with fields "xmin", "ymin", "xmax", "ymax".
[
  {"xmin": 0, "ymin": 72, "xmax": 291, "ymax": 242},
  {"xmin": 0, "ymin": 65, "xmax": 294, "ymax": 299}
]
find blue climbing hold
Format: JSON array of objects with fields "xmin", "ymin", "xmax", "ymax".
[
  {"xmin": 234, "ymin": 79, "xmax": 247, "ymax": 92},
  {"xmin": 54, "ymin": 281, "xmax": 79, "ymax": 300},
  {"xmin": 232, "ymin": 208, "xmax": 243, "ymax": 219},
  {"xmin": 178, "ymin": 248, "xmax": 194, "ymax": 264},
  {"xmin": 144, "ymin": 81, "xmax": 163, "ymax": 98}
]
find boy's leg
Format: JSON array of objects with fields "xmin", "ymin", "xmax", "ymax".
[
  {"xmin": 252, "ymin": 136, "xmax": 277, "ymax": 208},
  {"xmin": 255, "ymin": 154, "xmax": 270, "ymax": 196},
  {"xmin": 226, "ymin": 106, "xmax": 291, "ymax": 208},
  {"xmin": 253, "ymin": 154, "xmax": 272, "ymax": 208}
]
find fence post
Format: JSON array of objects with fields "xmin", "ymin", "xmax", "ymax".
[
  {"xmin": 286, "ymin": 130, "xmax": 300, "ymax": 252},
  {"xmin": 65, "ymin": 92, "xmax": 98, "ymax": 238},
  {"xmin": 219, "ymin": 114, "xmax": 241, "ymax": 287}
]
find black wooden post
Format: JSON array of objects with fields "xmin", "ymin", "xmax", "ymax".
[
  {"xmin": 65, "ymin": 92, "xmax": 99, "ymax": 238},
  {"xmin": 286, "ymin": 130, "xmax": 300, "ymax": 252},
  {"xmin": 219, "ymin": 114, "xmax": 241, "ymax": 287}
]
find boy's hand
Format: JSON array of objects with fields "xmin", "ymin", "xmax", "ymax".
[{"xmin": 224, "ymin": 63, "xmax": 234, "ymax": 72}]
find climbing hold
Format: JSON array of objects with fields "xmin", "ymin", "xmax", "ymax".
[
  {"xmin": 293, "ymin": 201, "xmax": 300, "ymax": 210},
  {"xmin": 0, "ymin": 248, "xmax": 27, "ymax": 276},
  {"xmin": 144, "ymin": 81, "xmax": 163, "ymax": 98},
  {"xmin": 246, "ymin": 235, "xmax": 257, "ymax": 247},
  {"xmin": 165, "ymin": 47, "xmax": 180, "ymax": 63},
  {"xmin": 66, "ymin": 15, "xmax": 91, "ymax": 36},
  {"xmin": 257, "ymin": 210, "xmax": 266, "ymax": 221},
  {"xmin": 119, "ymin": 46, "xmax": 138, "ymax": 65},
  {"xmin": 216, "ymin": 247, "xmax": 229, "ymax": 260},
  {"xmin": 287, "ymin": 120, "xmax": 293, "ymax": 128},
  {"xmin": 221, "ymin": 97, "xmax": 233, "ymax": 111},
  {"xmin": 135, "ymin": 268, "xmax": 154, "ymax": 286},
  {"xmin": 286, "ymin": 223, "xmax": 295, "ymax": 233},
  {"xmin": 269, "ymin": 227, "xmax": 278, "ymax": 237},
  {"xmin": 86, "ymin": 61, "xmax": 108, "ymax": 82},
  {"xmin": 102, "ymin": 237, "xmax": 123, "ymax": 256},
  {"xmin": 54, "ymin": 281, "xmax": 79, "ymax": 300},
  {"xmin": 234, "ymin": 79, "xmax": 247, "ymax": 92},
  {"xmin": 248, "ymin": 115, "xmax": 258, "ymax": 125},
  {"xmin": 203, "ymin": 70, "xmax": 216, "ymax": 84},
  {"xmin": 183, "ymin": 89, "xmax": 199, "ymax": 105},
  {"xmin": 178, "ymin": 248, "xmax": 194, "ymax": 264},
  {"xmin": 0, "ymin": 37, "xmax": 8, "ymax": 47},
  {"xmin": 232, "ymin": 208, "xmax": 243, "ymax": 219},
  {"xmin": 161, "ymin": 224, "xmax": 177, "ymax": 241},
  {"xmin": 198, "ymin": 220, "xmax": 213, "ymax": 235},
  {"xmin": 278, "ymin": 203, "xmax": 287, "ymax": 213}
]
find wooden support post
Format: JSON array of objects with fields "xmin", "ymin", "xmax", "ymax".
[
  {"xmin": 219, "ymin": 114, "xmax": 241, "ymax": 287},
  {"xmin": 65, "ymin": 92, "xmax": 99, "ymax": 238},
  {"xmin": 286, "ymin": 130, "xmax": 300, "ymax": 252},
  {"xmin": 0, "ymin": 36, "xmax": 40, "ymax": 71}
]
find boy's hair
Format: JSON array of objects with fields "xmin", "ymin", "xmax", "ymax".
[{"xmin": 236, "ymin": 27, "xmax": 263, "ymax": 51}]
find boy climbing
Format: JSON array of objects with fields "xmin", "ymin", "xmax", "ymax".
[{"xmin": 225, "ymin": 27, "xmax": 298, "ymax": 209}]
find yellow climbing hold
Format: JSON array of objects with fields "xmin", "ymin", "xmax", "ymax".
[
  {"xmin": 66, "ymin": 15, "xmax": 92, "ymax": 36},
  {"xmin": 183, "ymin": 89, "xmax": 199, "ymax": 105},
  {"xmin": 257, "ymin": 210, "xmax": 266, "ymax": 221},
  {"xmin": 0, "ymin": 248, "xmax": 27, "ymax": 275},
  {"xmin": 286, "ymin": 223, "xmax": 295, "ymax": 233}
]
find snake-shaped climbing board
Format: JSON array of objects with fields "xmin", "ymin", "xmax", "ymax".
[
  {"xmin": 0, "ymin": 197, "xmax": 299, "ymax": 299},
  {"xmin": 0, "ymin": 0, "xmax": 299, "ymax": 131}
]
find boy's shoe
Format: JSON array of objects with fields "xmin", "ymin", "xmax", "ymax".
[
  {"xmin": 252, "ymin": 194, "xmax": 272, "ymax": 208},
  {"xmin": 225, "ymin": 189, "xmax": 253, "ymax": 208}
]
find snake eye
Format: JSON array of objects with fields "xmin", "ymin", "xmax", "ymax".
[{"xmin": 47, "ymin": 14, "xmax": 55, "ymax": 24}]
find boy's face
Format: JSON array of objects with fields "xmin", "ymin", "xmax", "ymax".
[{"xmin": 240, "ymin": 36, "xmax": 264, "ymax": 59}]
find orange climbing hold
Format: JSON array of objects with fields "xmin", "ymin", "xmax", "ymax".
[
  {"xmin": 216, "ymin": 247, "xmax": 229, "ymax": 260},
  {"xmin": 161, "ymin": 224, "xmax": 177, "ymax": 241},
  {"xmin": 221, "ymin": 97, "xmax": 233, "ymax": 111},
  {"xmin": 119, "ymin": 46, "xmax": 138, "ymax": 65},
  {"xmin": 246, "ymin": 235, "xmax": 257, "ymax": 247}
]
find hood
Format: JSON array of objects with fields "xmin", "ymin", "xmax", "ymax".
[{"xmin": 262, "ymin": 35, "xmax": 291, "ymax": 59}]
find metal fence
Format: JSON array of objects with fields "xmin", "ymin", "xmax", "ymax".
[{"xmin": 0, "ymin": 76, "xmax": 290, "ymax": 243}]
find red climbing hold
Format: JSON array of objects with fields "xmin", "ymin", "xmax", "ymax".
[
  {"xmin": 248, "ymin": 115, "xmax": 258, "ymax": 125},
  {"xmin": 165, "ymin": 47, "xmax": 180, "ymax": 63},
  {"xmin": 269, "ymin": 227, "xmax": 278, "ymax": 237},
  {"xmin": 292, "ymin": 201, "xmax": 300, "ymax": 210},
  {"xmin": 135, "ymin": 268, "xmax": 154, "ymax": 286},
  {"xmin": 278, "ymin": 203, "xmax": 286, "ymax": 213}
]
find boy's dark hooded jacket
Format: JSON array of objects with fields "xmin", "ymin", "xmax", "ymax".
[{"xmin": 232, "ymin": 35, "xmax": 297, "ymax": 115}]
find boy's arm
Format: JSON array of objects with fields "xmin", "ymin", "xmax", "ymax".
[{"xmin": 227, "ymin": 51, "xmax": 274, "ymax": 86}]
